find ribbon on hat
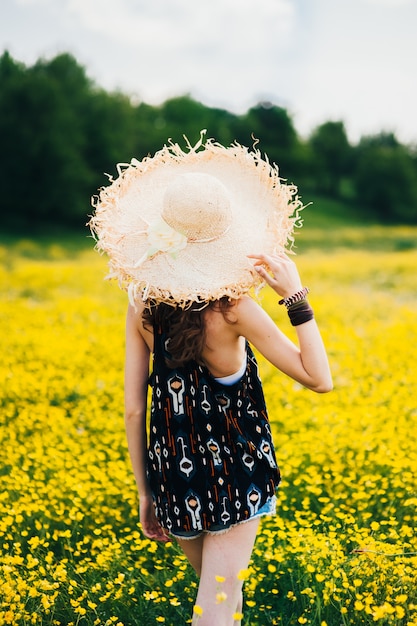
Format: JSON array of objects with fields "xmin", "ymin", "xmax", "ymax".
[
  {"xmin": 133, "ymin": 217, "xmax": 231, "ymax": 269},
  {"xmin": 133, "ymin": 219, "xmax": 188, "ymax": 268}
]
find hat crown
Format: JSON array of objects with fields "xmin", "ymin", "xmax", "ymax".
[{"xmin": 162, "ymin": 173, "xmax": 232, "ymax": 241}]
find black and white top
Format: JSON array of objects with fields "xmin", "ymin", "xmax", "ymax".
[{"xmin": 147, "ymin": 323, "xmax": 281, "ymax": 539}]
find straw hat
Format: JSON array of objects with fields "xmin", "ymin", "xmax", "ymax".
[{"xmin": 89, "ymin": 132, "xmax": 303, "ymax": 307}]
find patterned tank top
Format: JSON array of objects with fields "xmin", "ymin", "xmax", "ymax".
[{"xmin": 146, "ymin": 323, "xmax": 281, "ymax": 538}]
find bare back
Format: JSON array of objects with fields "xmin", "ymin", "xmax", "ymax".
[
  {"xmin": 200, "ymin": 305, "xmax": 246, "ymax": 377},
  {"xmin": 134, "ymin": 300, "xmax": 246, "ymax": 379}
]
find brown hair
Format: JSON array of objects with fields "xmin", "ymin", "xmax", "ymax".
[{"xmin": 143, "ymin": 298, "xmax": 234, "ymax": 369}]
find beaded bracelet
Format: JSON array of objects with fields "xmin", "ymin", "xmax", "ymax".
[{"xmin": 278, "ymin": 287, "xmax": 310, "ymax": 308}]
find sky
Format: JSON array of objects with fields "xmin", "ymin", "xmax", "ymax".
[{"xmin": 1, "ymin": 0, "xmax": 416, "ymax": 144}]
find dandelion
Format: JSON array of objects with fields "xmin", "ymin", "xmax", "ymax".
[{"xmin": 193, "ymin": 604, "xmax": 203, "ymax": 616}]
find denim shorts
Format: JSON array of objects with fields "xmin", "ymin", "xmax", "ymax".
[{"xmin": 170, "ymin": 495, "xmax": 277, "ymax": 541}]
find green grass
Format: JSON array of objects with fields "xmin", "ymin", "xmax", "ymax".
[{"xmin": 292, "ymin": 195, "xmax": 417, "ymax": 252}]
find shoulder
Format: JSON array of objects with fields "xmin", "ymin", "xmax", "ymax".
[
  {"xmin": 204, "ymin": 296, "xmax": 269, "ymax": 328},
  {"xmin": 127, "ymin": 301, "xmax": 146, "ymax": 327},
  {"xmin": 233, "ymin": 295, "xmax": 276, "ymax": 336},
  {"xmin": 126, "ymin": 302, "xmax": 153, "ymax": 345},
  {"xmin": 205, "ymin": 296, "xmax": 263, "ymax": 321},
  {"xmin": 204, "ymin": 296, "xmax": 272, "ymax": 340},
  {"xmin": 234, "ymin": 295, "xmax": 267, "ymax": 320}
]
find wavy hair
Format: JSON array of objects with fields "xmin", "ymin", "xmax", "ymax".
[{"xmin": 143, "ymin": 298, "xmax": 234, "ymax": 369}]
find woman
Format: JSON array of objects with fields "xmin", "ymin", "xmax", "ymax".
[{"xmin": 90, "ymin": 135, "xmax": 332, "ymax": 626}]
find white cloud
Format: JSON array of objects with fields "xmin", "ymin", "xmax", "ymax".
[
  {"xmin": 15, "ymin": 0, "xmax": 51, "ymax": 4},
  {"xmin": 364, "ymin": 0, "xmax": 414, "ymax": 6},
  {"xmin": 56, "ymin": 0, "xmax": 297, "ymax": 111},
  {"xmin": 64, "ymin": 0, "xmax": 295, "ymax": 51}
]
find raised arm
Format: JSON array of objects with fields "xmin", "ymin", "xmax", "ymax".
[{"xmin": 237, "ymin": 253, "xmax": 333, "ymax": 393}]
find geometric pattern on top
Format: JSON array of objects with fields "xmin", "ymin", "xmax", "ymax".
[{"xmin": 147, "ymin": 324, "xmax": 281, "ymax": 538}]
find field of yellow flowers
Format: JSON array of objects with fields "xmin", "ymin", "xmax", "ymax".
[{"xmin": 1, "ymin": 229, "xmax": 416, "ymax": 626}]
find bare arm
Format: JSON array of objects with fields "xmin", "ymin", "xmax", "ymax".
[
  {"xmin": 238, "ymin": 253, "xmax": 332, "ymax": 393},
  {"xmin": 124, "ymin": 303, "xmax": 169, "ymax": 541},
  {"xmin": 124, "ymin": 303, "xmax": 151, "ymax": 495}
]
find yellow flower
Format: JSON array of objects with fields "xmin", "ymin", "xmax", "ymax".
[
  {"xmin": 233, "ymin": 612, "xmax": 244, "ymax": 620},
  {"xmin": 395, "ymin": 594, "xmax": 408, "ymax": 603},
  {"xmin": 395, "ymin": 606, "xmax": 405, "ymax": 619},
  {"xmin": 193, "ymin": 604, "xmax": 203, "ymax": 616},
  {"xmin": 216, "ymin": 591, "xmax": 228, "ymax": 604},
  {"xmin": 237, "ymin": 569, "xmax": 250, "ymax": 581},
  {"xmin": 2, "ymin": 242, "xmax": 417, "ymax": 626},
  {"xmin": 215, "ymin": 575, "xmax": 226, "ymax": 583}
]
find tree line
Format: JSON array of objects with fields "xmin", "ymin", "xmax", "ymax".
[{"xmin": 1, "ymin": 50, "xmax": 416, "ymax": 231}]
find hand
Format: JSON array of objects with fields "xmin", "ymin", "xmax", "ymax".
[
  {"xmin": 139, "ymin": 495, "xmax": 170, "ymax": 542},
  {"xmin": 248, "ymin": 252, "xmax": 303, "ymax": 299}
]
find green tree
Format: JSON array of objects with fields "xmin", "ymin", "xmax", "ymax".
[
  {"xmin": 354, "ymin": 133, "xmax": 417, "ymax": 222},
  {"xmin": 2, "ymin": 50, "xmax": 416, "ymax": 230},
  {"xmin": 86, "ymin": 89, "xmax": 137, "ymax": 184},
  {"xmin": 0, "ymin": 53, "xmax": 95, "ymax": 228},
  {"xmin": 150, "ymin": 95, "xmax": 237, "ymax": 150},
  {"xmin": 0, "ymin": 52, "xmax": 29, "ymax": 228},
  {"xmin": 236, "ymin": 102, "xmax": 299, "ymax": 180},
  {"xmin": 309, "ymin": 121, "xmax": 352, "ymax": 197}
]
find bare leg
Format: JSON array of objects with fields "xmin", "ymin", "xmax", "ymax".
[
  {"xmin": 176, "ymin": 534, "xmax": 204, "ymax": 576},
  {"xmin": 178, "ymin": 518, "xmax": 259, "ymax": 626}
]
